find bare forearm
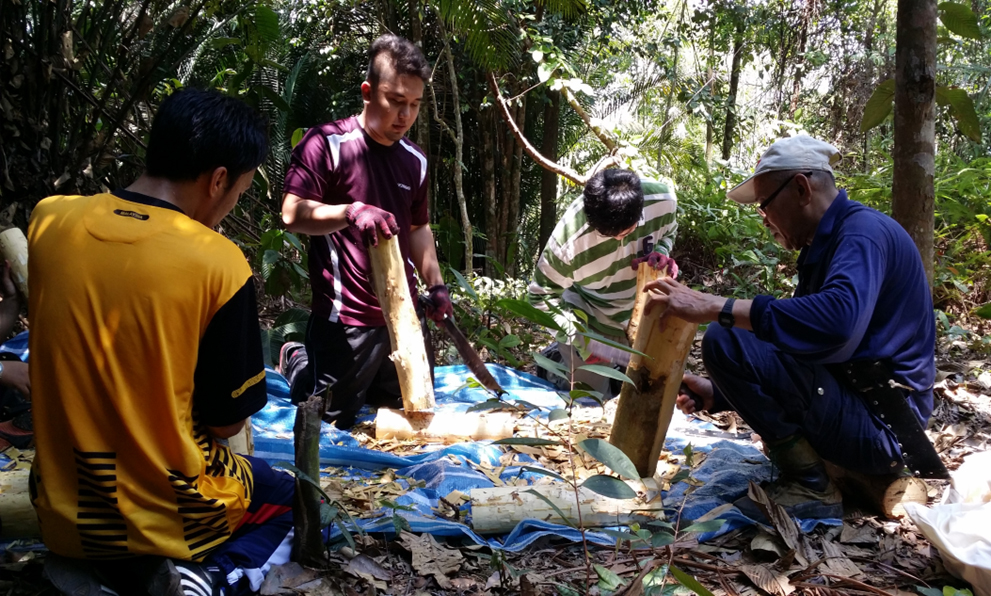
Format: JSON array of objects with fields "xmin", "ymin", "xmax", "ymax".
[
  {"xmin": 410, "ymin": 225, "xmax": 443, "ymax": 287},
  {"xmin": 281, "ymin": 193, "xmax": 349, "ymax": 236}
]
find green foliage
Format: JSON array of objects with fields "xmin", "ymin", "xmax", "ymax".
[
  {"xmin": 938, "ymin": 2, "xmax": 984, "ymax": 39},
  {"xmin": 579, "ymin": 439, "xmax": 640, "ymax": 481}
]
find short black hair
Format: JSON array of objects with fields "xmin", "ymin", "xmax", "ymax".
[
  {"xmin": 145, "ymin": 88, "xmax": 269, "ymax": 184},
  {"xmin": 583, "ymin": 169, "xmax": 644, "ymax": 237},
  {"xmin": 366, "ymin": 34, "xmax": 430, "ymax": 87}
]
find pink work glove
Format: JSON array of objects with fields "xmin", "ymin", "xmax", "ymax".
[
  {"xmin": 345, "ymin": 201, "xmax": 400, "ymax": 247},
  {"xmin": 631, "ymin": 252, "xmax": 678, "ymax": 278},
  {"xmin": 425, "ymin": 284, "xmax": 454, "ymax": 323}
]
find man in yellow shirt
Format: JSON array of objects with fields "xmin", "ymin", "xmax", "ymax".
[{"xmin": 29, "ymin": 89, "xmax": 293, "ymax": 595}]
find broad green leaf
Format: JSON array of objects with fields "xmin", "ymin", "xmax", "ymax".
[
  {"xmin": 261, "ymin": 249, "xmax": 280, "ymax": 280},
  {"xmin": 938, "ymin": 2, "xmax": 983, "ymax": 39},
  {"xmin": 497, "ymin": 298, "xmax": 563, "ymax": 331},
  {"xmin": 683, "ymin": 443, "xmax": 695, "ymax": 467},
  {"xmin": 258, "ymin": 85, "xmax": 291, "ymax": 113},
  {"xmin": 670, "ymin": 468, "xmax": 691, "ymax": 485},
  {"xmin": 499, "ymin": 334, "xmax": 522, "ymax": 349},
  {"xmin": 449, "ymin": 267, "xmax": 478, "ymax": 301},
  {"xmin": 973, "ymin": 303, "xmax": 991, "ymax": 319},
  {"xmin": 319, "ymin": 502, "xmax": 337, "ymax": 528},
  {"xmin": 579, "ymin": 438, "xmax": 640, "ymax": 480},
  {"xmin": 936, "ymin": 86, "xmax": 982, "ymax": 142},
  {"xmin": 534, "ymin": 352, "xmax": 570, "ymax": 381},
  {"xmin": 493, "ymin": 437, "xmax": 562, "ymax": 446},
  {"xmin": 581, "ymin": 474, "xmax": 637, "ymax": 499},
  {"xmin": 392, "ymin": 512, "xmax": 411, "ymax": 533},
  {"xmin": 576, "ymin": 329, "xmax": 647, "ymax": 357},
  {"xmin": 518, "ymin": 465, "xmax": 567, "ymax": 482},
  {"xmin": 680, "ymin": 520, "xmax": 726, "ymax": 534},
  {"xmin": 291, "ymin": 127, "xmax": 306, "ymax": 149},
  {"xmin": 548, "ymin": 408, "xmax": 569, "ymax": 422},
  {"xmin": 669, "ymin": 564, "xmax": 715, "ymax": 596},
  {"xmin": 569, "ymin": 389, "xmax": 603, "ymax": 400},
  {"xmin": 651, "ymin": 531, "xmax": 675, "ymax": 547},
  {"xmin": 255, "ymin": 5, "xmax": 281, "ymax": 44},
  {"xmin": 594, "ymin": 564, "xmax": 626, "ymax": 591},
  {"xmin": 524, "ymin": 489, "xmax": 576, "ymax": 527},
  {"xmin": 577, "ymin": 364, "xmax": 633, "ymax": 386},
  {"xmin": 916, "ymin": 588, "xmax": 943, "ymax": 596},
  {"xmin": 860, "ymin": 79, "xmax": 895, "ymax": 132}
]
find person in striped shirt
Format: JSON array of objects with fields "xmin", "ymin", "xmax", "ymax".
[{"xmin": 529, "ymin": 169, "xmax": 678, "ymax": 396}]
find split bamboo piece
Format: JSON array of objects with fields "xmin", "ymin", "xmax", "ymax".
[
  {"xmin": 367, "ymin": 234, "xmax": 435, "ymax": 418},
  {"xmin": 823, "ymin": 460, "xmax": 928, "ymax": 519},
  {"xmin": 375, "ymin": 408, "xmax": 515, "ymax": 443},
  {"xmin": 469, "ymin": 484, "xmax": 664, "ymax": 534},
  {"xmin": 610, "ymin": 264, "xmax": 698, "ymax": 477},
  {"xmin": 0, "ymin": 227, "xmax": 29, "ymax": 299}
]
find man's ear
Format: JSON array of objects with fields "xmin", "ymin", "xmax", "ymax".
[
  {"xmin": 360, "ymin": 80, "xmax": 373, "ymax": 103},
  {"xmin": 207, "ymin": 167, "xmax": 229, "ymax": 200}
]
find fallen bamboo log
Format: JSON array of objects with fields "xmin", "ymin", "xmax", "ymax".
[
  {"xmin": 469, "ymin": 484, "xmax": 664, "ymax": 535},
  {"xmin": 367, "ymin": 234, "xmax": 435, "ymax": 418},
  {"xmin": 0, "ymin": 467, "xmax": 37, "ymax": 539},
  {"xmin": 375, "ymin": 408, "xmax": 515, "ymax": 443},
  {"xmin": 0, "ymin": 227, "xmax": 29, "ymax": 299},
  {"xmin": 610, "ymin": 264, "xmax": 698, "ymax": 478},
  {"xmin": 823, "ymin": 460, "xmax": 928, "ymax": 519}
]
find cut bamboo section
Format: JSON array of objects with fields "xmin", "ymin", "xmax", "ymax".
[
  {"xmin": 823, "ymin": 460, "xmax": 928, "ymax": 519},
  {"xmin": 0, "ymin": 467, "xmax": 38, "ymax": 539},
  {"xmin": 0, "ymin": 227, "xmax": 29, "ymax": 299},
  {"xmin": 469, "ymin": 484, "xmax": 664, "ymax": 535},
  {"xmin": 610, "ymin": 265, "xmax": 698, "ymax": 477},
  {"xmin": 375, "ymin": 408, "xmax": 515, "ymax": 443},
  {"xmin": 367, "ymin": 234, "xmax": 435, "ymax": 417}
]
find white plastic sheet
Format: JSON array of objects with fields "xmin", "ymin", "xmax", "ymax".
[{"xmin": 905, "ymin": 451, "xmax": 991, "ymax": 595}]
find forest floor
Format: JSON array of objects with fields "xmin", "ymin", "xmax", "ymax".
[{"xmin": 1, "ymin": 267, "xmax": 988, "ymax": 595}]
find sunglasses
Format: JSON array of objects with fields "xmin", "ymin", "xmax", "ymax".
[{"xmin": 756, "ymin": 171, "xmax": 813, "ymax": 216}]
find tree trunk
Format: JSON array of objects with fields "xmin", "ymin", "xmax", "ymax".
[
  {"xmin": 891, "ymin": 0, "xmax": 936, "ymax": 285},
  {"xmin": 538, "ymin": 90, "xmax": 560, "ymax": 253},
  {"xmin": 721, "ymin": 21, "xmax": 745, "ymax": 161},
  {"xmin": 507, "ymin": 95, "xmax": 525, "ymax": 278},
  {"xmin": 481, "ymin": 107, "xmax": 498, "ymax": 276},
  {"xmin": 436, "ymin": 26, "xmax": 473, "ymax": 275},
  {"xmin": 408, "ymin": 0, "xmax": 432, "ymax": 218}
]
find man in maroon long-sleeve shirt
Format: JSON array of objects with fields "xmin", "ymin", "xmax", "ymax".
[{"xmin": 280, "ymin": 35, "xmax": 451, "ymax": 428}]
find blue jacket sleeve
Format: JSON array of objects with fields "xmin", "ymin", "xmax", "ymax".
[{"xmin": 750, "ymin": 234, "xmax": 886, "ymax": 363}]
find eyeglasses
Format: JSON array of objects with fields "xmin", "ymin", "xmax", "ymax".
[{"xmin": 756, "ymin": 171, "xmax": 813, "ymax": 216}]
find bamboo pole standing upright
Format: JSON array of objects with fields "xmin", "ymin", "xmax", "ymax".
[
  {"xmin": 367, "ymin": 234, "xmax": 435, "ymax": 418},
  {"xmin": 610, "ymin": 265, "xmax": 698, "ymax": 477}
]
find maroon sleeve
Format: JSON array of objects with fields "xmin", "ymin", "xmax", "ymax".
[
  {"xmin": 283, "ymin": 127, "xmax": 334, "ymax": 202},
  {"xmin": 411, "ymin": 162, "xmax": 429, "ymax": 226}
]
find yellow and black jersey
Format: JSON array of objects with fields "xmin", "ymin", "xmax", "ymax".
[{"xmin": 27, "ymin": 190, "xmax": 268, "ymax": 561}]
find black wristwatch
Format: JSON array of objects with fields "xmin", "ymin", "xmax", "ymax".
[{"xmin": 718, "ymin": 298, "xmax": 736, "ymax": 329}]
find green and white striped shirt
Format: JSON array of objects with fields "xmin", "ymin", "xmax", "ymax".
[{"xmin": 528, "ymin": 178, "xmax": 678, "ymax": 338}]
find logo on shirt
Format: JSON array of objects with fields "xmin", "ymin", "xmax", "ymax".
[
  {"xmin": 113, "ymin": 209, "xmax": 149, "ymax": 221},
  {"xmin": 397, "ymin": 183, "xmax": 411, "ymax": 191}
]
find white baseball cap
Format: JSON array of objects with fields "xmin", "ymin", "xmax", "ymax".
[{"xmin": 727, "ymin": 135, "xmax": 842, "ymax": 204}]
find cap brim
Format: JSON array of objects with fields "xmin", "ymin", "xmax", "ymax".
[{"xmin": 727, "ymin": 175, "xmax": 758, "ymax": 204}]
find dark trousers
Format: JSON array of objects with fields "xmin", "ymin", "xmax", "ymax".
[
  {"xmin": 702, "ymin": 325, "xmax": 903, "ymax": 475},
  {"xmin": 288, "ymin": 315, "xmax": 402, "ymax": 429}
]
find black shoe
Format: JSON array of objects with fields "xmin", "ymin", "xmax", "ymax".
[{"xmin": 43, "ymin": 553, "xmax": 117, "ymax": 596}]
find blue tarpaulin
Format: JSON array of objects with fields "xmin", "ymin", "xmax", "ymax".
[{"xmin": 0, "ymin": 331, "xmax": 839, "ymax": 551}]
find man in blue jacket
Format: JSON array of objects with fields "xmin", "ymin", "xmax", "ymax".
[{"xmin": 645, "ymin": 135, "xmax": 938, "ymax": 519}]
